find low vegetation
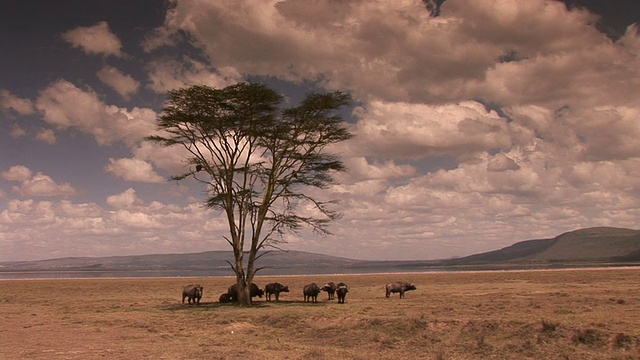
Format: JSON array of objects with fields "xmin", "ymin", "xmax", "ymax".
[{"xmin": 2, "ymin": 269, "xmax": 640, "ymax": 359}]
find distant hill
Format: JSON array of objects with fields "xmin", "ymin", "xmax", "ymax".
[
  {"xmin": 0, "ymin": 250, "xmax": 383, "ymax": 276},
  {"xmin": 443, "ymin": 227, "xmax": 640, "ymax": 266},
  {"xmin": 1, "ymin": 227, "xmax": 639, "ymax": 277}
]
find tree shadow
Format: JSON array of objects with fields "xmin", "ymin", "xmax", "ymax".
[{"xmin": 160, "ymin": 299, "xmax": 332, "ymax": 311}]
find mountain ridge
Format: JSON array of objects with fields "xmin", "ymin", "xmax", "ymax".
[
  {"xmin": 1, "ymin": 227, "xmax": 639, "ymax": 276},
  {"xmin": 443, "ymin": 226, "xmax": 640, "ymax": 265}
]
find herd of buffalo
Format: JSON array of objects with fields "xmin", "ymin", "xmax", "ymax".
[{"xmin": 181, "ymin": 281, "xmax": 417, "ymax": 305}]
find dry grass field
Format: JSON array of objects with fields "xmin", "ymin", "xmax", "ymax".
[{"xmin": 1, "ymin": 268, "xmax": 640, "ymax": 359}]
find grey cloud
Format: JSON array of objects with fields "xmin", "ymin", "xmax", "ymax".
[{"xmin": 487, "ymin": 153, "xmax": 520, "ymax": 172}]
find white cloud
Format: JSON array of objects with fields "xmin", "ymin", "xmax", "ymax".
[
  {"xmin": 61, "ymin": 21, "xmax": 123, "ymax": 57},
  {"xmin": 146, "ymin": 57, "xmax": 242, "ymax": 93},
  {"xmin": 342, "ymin": 157, "xmax": 415, "ymax": 182},
  {"xmin": 96, "ymin": 66, "xmax": 140, "ymax": 100},
  {"xmin": 59, "ymin": 200, "xmax": 103, "ymax": 218},
  {"xmin": 567, "ymin": 106, "xmax": 640, "ymax": 161},
  {"xmin": 2, "ymin": 166, "xmax": 77, "ymax": 197},
  {"xmin": 9, "ymin": 124, "xmax": 27, "ymax": 138},
  {"xmin": 105, "ymin": 158, "xmax": 165, "ymax": 183},
  {"xmin": 4, "ymin": 0, "xmax": 640, "ymax": 262},
  {"xmin": 145, "ymin": 0, "xmax": 626, "ymax": 105},
  {"xmin": 107, "ymin": 188, "xmax": 142, "ymax": 209},
  {"xmin": 35, "ymin": 79, "xmax": 157, "ymax": 147},
  {"xmin": 132, "ymin": 141, "xmax": 191, "ymax": 175},
  {"xmin": 35, "ymin": 128, "xmax": 56, "ymax": 144},
  {"xmin": 0, "ymin": 194, "xmax": 229, "ymax": 261},
  {"xmin": 110, "ymin": 210, "xmax": 162, "ymax": 229},
  {"xmin": 121, "ymin": 0, "xmax": 640, "ymax": 259},
  {"xmin": 0, "ymin": 89, "xmax": 34, "ymax": 115},
  {"xmin": 1, "ymin": 165, "xmax": 32, "ymax": 181},
  {"xmin": 618, "ymin": 23, "xmax": 640, "ymax": 56},
  {"xmin": 12, "ymin": 173, "xmax": 77, "ymax": 197},
  {"xmin": 487, "ymin": 153, "xmax": 520, "ymax": 172},
  {"xmin": 351, "ymin": 100, "xmax": 511, "ymax": 159}
]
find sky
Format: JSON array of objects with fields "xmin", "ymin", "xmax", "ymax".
[{"xmin": 1, "ymin": 0, "xmax": 640, "ymax": 262}]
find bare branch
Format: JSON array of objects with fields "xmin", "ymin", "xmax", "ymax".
[{"xmin": 225, "ymin": 260, "xmax": 237, "ymax": 273}]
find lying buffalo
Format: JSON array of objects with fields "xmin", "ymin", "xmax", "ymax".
[
  {"xmin": 385, "ymin": 282, "xmax": 416, "ymax": 299},
  {"xmin": 336, "ymin": 283, "xmax": 349, "ymax": 304},
  {"xmin": 265, "ymin": 282, "xmax": 289, "ymax": 301},
  {"xmin": 321, "ymin": 282, "xmax": 337, "ymax": 300},
  {"xmin": 182, "ymin": 284, "xmax": 203, "ymax": 305},
  {"xmin": 218, "ymin": 293, "xmax": 233, "ymax": 303},
  {"xmin": 303, "ymin": 283, "xmax": 321, "ymax": 303},
  {"xmin": 223, "ymin": 283, "xmax": 265, "ymax": 302}
]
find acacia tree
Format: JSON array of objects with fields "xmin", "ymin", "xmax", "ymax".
[{"xmin": 147, "ymin": 82, "xmax": 353, "ymax": 305}]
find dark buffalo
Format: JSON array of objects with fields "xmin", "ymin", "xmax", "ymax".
[
  {"xmin": 182, "ymin": 284, "xmax": 203, "ymax": 304},
  {"xmin": 225, "ymin": 283, "xmax": 265, "ymax": 302},
  {"xmin": 385, "ymin": 282, "xmax": 416, "ymax": 299},
  {"xmin": 321, "ymin": 282, "xmax": 337, "ymax": 300},
  {"xmin": 218, "ymin": 293, "xmax": 233, "ymax": 303},
  {"xmin": 303, "ymin": 283, "xmax": 321, "ymax": 303},
  {"xmin": 336, "ymin": 283, "xmax": 349, "ymax": 304},
  {"xmin": 265, "ymin": 282, "xmax": 289, "ymax": 301}
]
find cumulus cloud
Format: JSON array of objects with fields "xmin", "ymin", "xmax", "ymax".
[
  {"xmin": 14, "ymin": 174, "xmax": 77, "ymax": 197},
  {"xmin": 487, "ymin": 153, "xmax": 520, "ymax": 172},
  {"xmin": 96, "ymin": 66, "xmax": 140, "ymax": 100},
  {"xmin": 145, "ymin": 0, "xmax": 631, "ymax": 105},
  {"xmin": 4, "ymin": 0, "xmax": 640, "ymax": 261},
  {"xmin": 618, "ymin": 23, "xmax": 640, "ymax": 56},
  {"xmin": 132, "ymin": 141, "xmax": 192, "ymax": 176},
  {"xmin": 105, "ymin": 158, "xmax": 165, "ymax": 183},
  {"xmin": 0, "ymin": 194, "xmax": 229, "ymax": 261},
  {"xmin": 146, "ymin": 56, "xmax": 242, "ymax": 93},
  {"xmin": 567, "ymin": 106, "xmax": 640, "ymax": 161},
  {"xmin": 103, "ymin": 0, "xmax": 640, "ymax": 259},
  {"xmin": 0, "ymin": 89, "xmax": 35, "ymax": 115},
  {"xmin": 9, "ymin": 124, "xmax": 27, "ymax": 138},
  {"xmin": 106, "ymin": 188, "xmax": 142, "ymax": 209},
  {"xmin": 35, "ymin": 79, "xmax": 157, "ymax": 147},
  {"xmin": 61, "ymin": 21, "xmax": 123, "ymax": 57},
  {"xmin": 1, "ymin": 165, "xmax": 32, "ymax": 181},
  {"xmin": 351, "ymin": 100, "xmax": 511, "ymax": 160},
  {"xmin": 342, "ymin": 157, "xmax": 415, "ymax": 182},
  {"xmin": 35, "ymin": 128, "xmax": 56, "ymax": 144},
  {"xmin": 1, "ymin": 166, "xmax": 77, "ymax": 197}
]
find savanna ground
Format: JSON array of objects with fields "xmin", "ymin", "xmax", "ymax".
[{"xmin": 1, "ymin": 268, "xmax": 640, "ymax": 359}]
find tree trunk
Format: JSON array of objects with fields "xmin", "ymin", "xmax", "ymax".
[
  {"xmin": 233, "ymin": 250, "xmax": 252, "ymax": 306},
  {"xmin": 240, "ymin": 284, "xmax": 251, "ymax": 306},
  {"xmin": 233, "ymin": 274, "xmax": 252, "ymax": 306},
  {"xmin": 234, "ymin": 282, "xmax": 250, "ymax": 305}
]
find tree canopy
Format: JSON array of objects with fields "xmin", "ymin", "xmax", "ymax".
[{"xmin": 147, "ymin": 82, "xmax": 353, "ymax": 305}]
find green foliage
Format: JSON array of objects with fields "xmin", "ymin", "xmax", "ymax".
[{"xmin": 146, "ymin": 82, "xmax": 353, "ymax": 305}]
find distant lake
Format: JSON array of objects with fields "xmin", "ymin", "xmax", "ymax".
[
  {"xmin": 0, "ymin": 266, "xmax": 461, "ymax": 280},
  {"xmin": 2, "ymin": 263, "xmax": 632, "ymax": 280},
  {"xmin": 0, "ymin": 270, "xmax": 230, "ymax": 280}
]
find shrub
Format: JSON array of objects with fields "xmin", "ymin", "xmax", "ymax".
[
  {"xmin": 541, "ymin": 319, "xmax": 559, "ymax": 333},
  {"xmin": 572, "ymin": 329, "xmax": 603, "ymax": 346},
  {"xmin": 612, "ymin": 333, "xmax": 634, "ymax": 349}
]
